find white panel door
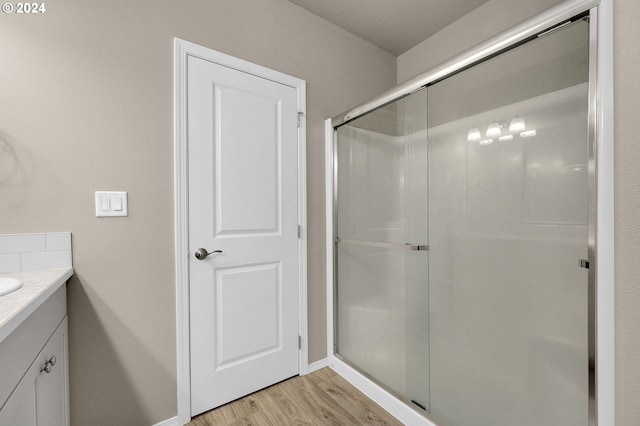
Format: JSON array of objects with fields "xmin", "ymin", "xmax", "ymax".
[{"xmin": 187, "ymin": 55, "xmax": 300, "ymax": 416}]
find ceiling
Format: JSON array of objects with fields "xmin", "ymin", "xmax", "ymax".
[{"xmin": 288, "ymin": 0, "xmax": 491, "ymax": 56}]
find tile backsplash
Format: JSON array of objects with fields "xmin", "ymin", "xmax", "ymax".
[{"xmin": 0, "ymin": 233, "xmax": 72, "ymax": 273}]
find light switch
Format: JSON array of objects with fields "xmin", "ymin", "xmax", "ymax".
[
  {"xmin": 112, "ymin": 197, "xmax": 122, "ymax": 211},
  {"xmin": 95, "ymin": 191, "xmax": 128, "ymax": 217},
  {"xmin": 101, "ymin": 196, "xmax": 110, "ymax": 211}
]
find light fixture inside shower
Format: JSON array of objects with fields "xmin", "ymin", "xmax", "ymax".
[
  {"xmin": 467, "ymin": 115, "xmax": 535, "ymax": 144},
  {"xmin": 509, "ymin": 116, "xmax": 526, "ymax": 132},
  {"xmin": 486, "ymin": 122, "xmax": 502, "ymax": 138},
  {"xmin": 467, "ymin": 128, "xmax": 481, "ymax": 142}
]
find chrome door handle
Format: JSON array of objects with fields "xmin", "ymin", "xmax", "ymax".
[{"xmin": 194, "ymin": 248, "xmax": 222, "ymax": 260}]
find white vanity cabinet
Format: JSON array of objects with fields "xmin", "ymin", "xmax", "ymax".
[{"xmin": 0, "ymin": 285, "xmax": 69, "ymax": 426}]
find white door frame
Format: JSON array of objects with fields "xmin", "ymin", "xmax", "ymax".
[{"xmin": 173, "ymin": 38, "xmax": 308, "ymax": 424}]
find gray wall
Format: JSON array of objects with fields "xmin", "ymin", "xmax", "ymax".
[
  {"xmin": 0, "ymin": 0, "xmax": 396, "ymax": 424},
  {"xmin": 613, "ymin": 0, "xmax": 640, "ymax": 423},
  {"xmin": 397, "ymin": 0, "xmax": 563, "ymax": 83},
  {"xmin": 399, "ymin": 0, "xmax": 640, "ymax": 423}
]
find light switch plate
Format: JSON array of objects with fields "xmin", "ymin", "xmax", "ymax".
[{"xmin": 95, "ymin": 191, "xmax": 128, "ymax": 217}]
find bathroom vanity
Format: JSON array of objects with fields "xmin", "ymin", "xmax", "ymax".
[{"xmin": 0, "ymin": 268, "xmax": 73, "ymax": 426}]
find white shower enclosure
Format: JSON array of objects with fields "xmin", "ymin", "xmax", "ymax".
[{"xmin": 327, "ymin": 2, "xmax": 608, "ymax": 425}]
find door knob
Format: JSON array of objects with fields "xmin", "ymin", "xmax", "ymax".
[{"xmin": 194, "ymin": 248, "xmax": 222, "ymax": 260}]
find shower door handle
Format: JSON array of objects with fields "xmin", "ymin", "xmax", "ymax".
[{"xmin": 335, "ymin": 237, "xmax": 428, "ymax": 251}]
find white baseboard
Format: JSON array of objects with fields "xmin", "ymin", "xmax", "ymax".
[
  {"xmin": 152, "ymin": 415, "xmax": 180, "ymax": 426},
  {"xmin": 329, "ymin": 357, "xmax": 436, "ymax": 426},
  {"xmin": 306, "ymin": 357, "xmax": 329, "ymax": 374}
]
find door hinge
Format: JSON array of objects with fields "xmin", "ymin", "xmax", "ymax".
[
  {"xmin": 297, "ymin": 225, "xmax": 301, "ymax": 239},
  {"xmin": 297, "ymin": 111, "xmax": 304, "ymax": 128},
  {"xmin": 298, "ymin": 335, "xmax": 302, "ymax": 350},
  {"xmin": 579, "ymin": 259, "xmax": 590, "ymax": 269}
]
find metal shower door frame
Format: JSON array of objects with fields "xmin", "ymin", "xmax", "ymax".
[{"xmin": 327, "ymin": 0, "xmax": 614, "ymax": 424}]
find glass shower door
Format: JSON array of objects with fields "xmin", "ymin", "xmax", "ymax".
[
  {"xmin": 333, "ymin": 14, "xmax": 591, "ymax": 426},
  {"xmin": 335, "ymin": 89, "xmax": 431, "ymax": 409},
  {"xmin": 426, "ymin": 18, "xmax": 590, "ymax": 426}
]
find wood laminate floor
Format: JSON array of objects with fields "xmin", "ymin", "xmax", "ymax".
[{"xmin": 188, "ymin": 367, "xmax": 403, "ymax": 425}]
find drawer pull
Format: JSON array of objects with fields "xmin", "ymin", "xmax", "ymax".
[{"xmin": 41, "ymin": 356, "xmax": 57, "ymax": 374}]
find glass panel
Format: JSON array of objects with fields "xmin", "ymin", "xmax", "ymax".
[
  {"xmin": 334, "ymin": 16, "xmax": 589, "ymax": 426},
  {"xmin": 403, "ymin": 89, "xmax": 430, "ymax": 410},
  {"xmin": 335, "ymin": 91, "xmax": 430, "ymax": 408},
  {"xmin": 336, "ymin": 243, "xmax": 411, "ymax": 396},
  {"xmin": 426, "ymin": 18, "xmax": 589, "ymax": 426},
  {"xmin": 336, "ymin": 101, "xmax": 406, "ymax": 246}
]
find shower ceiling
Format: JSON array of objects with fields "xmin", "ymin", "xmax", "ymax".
[{"xmin": 287, "ymin": 0, "xmax": 491, "ymax": 56}]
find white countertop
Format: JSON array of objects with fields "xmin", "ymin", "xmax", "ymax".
[{"xmin": 0, "ymin": 267, "xmax": 73, "ymax": 344}]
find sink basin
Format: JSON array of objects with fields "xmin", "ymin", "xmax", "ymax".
[{"xmin": 0, "ymin": 277, "xmax": 23, "ymax": 297}]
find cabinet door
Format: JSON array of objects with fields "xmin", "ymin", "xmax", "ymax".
[
  {"xmin": 0, "ymin": 351, "xmax": 40, "ymax": 426},
  {"xmin": 0, "ymin": 317, "xmax": 70, "ymax": 426},
  {"xmin": 36, "ymin": 317, "xmax": 69, "ymax": 426}
]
